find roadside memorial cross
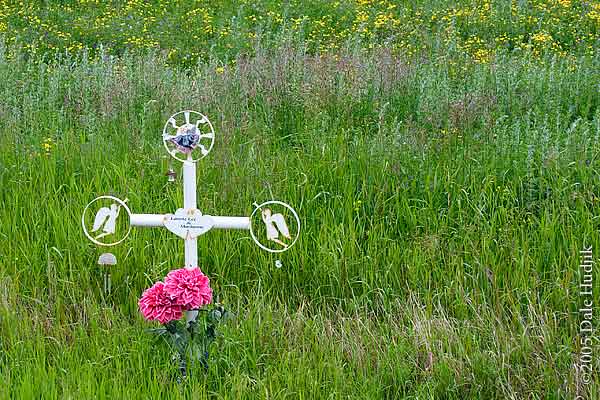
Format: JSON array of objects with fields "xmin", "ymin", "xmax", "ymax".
[{"xmin": 82, "ymin": 110, "xmax": 301, "ymax": 321}]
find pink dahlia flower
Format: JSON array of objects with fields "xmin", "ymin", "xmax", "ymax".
[
  {"xmin": 164, "ymin": 267, "xmax": 212, "ymax": 309},
  {"xmin": 138, "ymin": 281, "xmax": 183, "ymax": 324}
]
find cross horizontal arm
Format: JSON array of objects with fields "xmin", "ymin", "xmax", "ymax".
[
  {"xmin": 130, "ymin": 214, "xmax": 250, "ymax": 230},
  {"xmin": 130, "ymin": 214, "xmax": 164, "ymax": 227},
  {"xmin": 210, "ymin": 216, "xmax": 250, "ymax": 230}
]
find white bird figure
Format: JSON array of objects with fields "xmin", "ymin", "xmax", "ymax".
[
  {"xmin": 91, "ymin": 203, "xmax": 121, "ymax": 240},
  {"xmin": 261, "ymin": 208, "xmax": 291, "ymax": 248}
]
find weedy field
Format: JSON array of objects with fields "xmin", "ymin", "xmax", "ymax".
[{"xmin": 0, "ymin": 0, "xmax": 599, "ymax": 399}]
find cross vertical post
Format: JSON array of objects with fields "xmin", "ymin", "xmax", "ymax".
[
  {"xmin": 183, "ymin": 157, "xmax": 198, "ymax": 270},
  {"xmin": 183, "ymin": 157, "xmax": 199, "ymax": 323}
]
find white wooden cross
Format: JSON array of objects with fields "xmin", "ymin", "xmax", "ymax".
[{"xmin": 82, "ymin": 110, "xmax": 300, "ymax": 321}]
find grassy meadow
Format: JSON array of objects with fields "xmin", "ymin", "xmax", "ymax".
[{"xmin": 1, "ymin": 0, "xmax": 600, "ymax": 398}]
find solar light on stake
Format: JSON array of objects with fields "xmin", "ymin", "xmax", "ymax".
[
  {"xmin": 98, "ymin": 252, "xmax": 117, "ymax": 295},
  {"xmin": 82, "ymin": 110, "xmax": 301, "ymax": 325}
]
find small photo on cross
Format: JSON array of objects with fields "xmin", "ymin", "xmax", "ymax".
[{"xmin": 162, "ymin": 110, "xmax": 215, "ymax": 162}]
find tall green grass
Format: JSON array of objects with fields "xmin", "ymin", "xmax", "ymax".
[{"xmin": 0, "ymin": 42, "xmax": 599, "ymax": 398}]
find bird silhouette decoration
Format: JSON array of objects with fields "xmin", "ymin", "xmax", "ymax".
[
  {"xmin": 91, "ymin": 203, "xmax": 121, "ymax": 239},
  {"xmin": 261, "ymin": 208, "xmax": 291, "ymax": 248}
]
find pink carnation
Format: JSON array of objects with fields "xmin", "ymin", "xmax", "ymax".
[
  {"xmin": 138, "ymin": 281, "xmax": 183, "ymax": 324},
  {"xmin": 164, "ymin": 267, "xmax": 212, "ymax": 309}
]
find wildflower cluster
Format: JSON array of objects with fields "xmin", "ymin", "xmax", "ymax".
[
  {"xmin": 0, "ymin": 0, "xmax": 597, "ymax": 65},
  {"xmin": 42, "ymin": 137, "xmax": 54, "ymax": 156}
]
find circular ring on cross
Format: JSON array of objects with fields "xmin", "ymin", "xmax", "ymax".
[
  {"xmin": 162, "ymin": 110, "xmax": 215, "ymax": 163},
  {"xmin": 81, "ymin": 195, "xmax": 132, "ymax": 247},
  {"xmin": 249, "ymin": 200, "xmax": 300, "ymax": 253}
]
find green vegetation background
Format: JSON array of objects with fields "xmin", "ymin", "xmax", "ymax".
[{"xmin": 0, "ymin": 0, "xmax": 599, "ymax": 398}]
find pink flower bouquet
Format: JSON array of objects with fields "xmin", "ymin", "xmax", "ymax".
[
  {"xmin": 139, "ymin": 267, "xmax": 212, "ymax": 323},
  {"xmin": 138, "ymin": 266, "xmax": 231, "ymax": 378}
]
